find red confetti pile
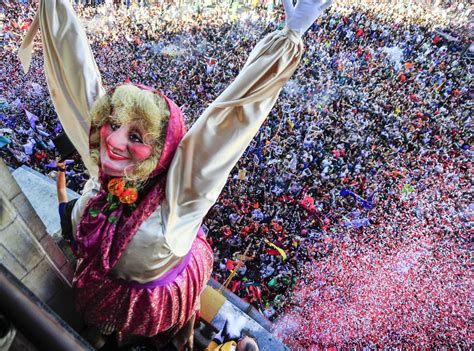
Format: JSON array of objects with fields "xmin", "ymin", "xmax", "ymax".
[{"xmin": 274, "ymin": 155, "xmax": 472, "ymax": 348}]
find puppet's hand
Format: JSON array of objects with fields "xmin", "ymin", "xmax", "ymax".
[{"xmin": 283, "ymin": 0, "xmax": 333, "ymax": 36}]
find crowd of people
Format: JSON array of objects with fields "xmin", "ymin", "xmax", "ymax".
[{"xmin": 1, "ymin": 0, "xmax": 471, "ymax": 348}]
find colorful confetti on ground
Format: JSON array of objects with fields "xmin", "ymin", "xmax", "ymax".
[{"xmin": 274, "ymin": 152, "xmax": 472, "ymax": 348}]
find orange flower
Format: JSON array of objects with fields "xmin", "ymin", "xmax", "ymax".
[
  {"xmin": 119, "ymin": 187, "xmax": 138, "ymax": 204},
  {"xmin": 108, "ymin": 178, "xmax": 125, "ymax": 196}
]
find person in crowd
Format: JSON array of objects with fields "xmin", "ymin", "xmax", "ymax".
[{"xmin": 205, "ymin": 316, "xmax": 259, "ymax": 351}]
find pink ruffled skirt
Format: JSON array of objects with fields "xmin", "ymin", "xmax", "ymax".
[{"xmin": 73, "ymin": 236, "xmax": 213, "ymax": 341}]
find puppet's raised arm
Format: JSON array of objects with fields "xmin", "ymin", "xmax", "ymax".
[
  {"xmin": 163, "ymin": 0, "xmax": 332, "ymax": 257},
  {"xmin": 163, "ymin": 29, "xmax": 303, "ymax": 256},
  {"xmin": 19, "ymin": 0, "xmax": 105, "ymax": 175}
]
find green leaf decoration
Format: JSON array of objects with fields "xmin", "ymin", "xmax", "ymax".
[
  {"xmin": 108, "ymin": 216, "xmax": 119, "ymax": 224},
  {"xmin": 106, "ymin": 193, "xmax": 114, "ymax": 202},
  {"xmin": 109, "ymin": 202, "xmax": 119, "ymax": 211},
  {"xmin": 89, "ymin": 208, "xmax": 100, "ymax": 218},
  {"xmin": 129, "ymin": 203, "xmax": 137, "ymax": 210}
]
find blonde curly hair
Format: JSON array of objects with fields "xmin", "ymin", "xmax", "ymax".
[{"xmin": 89, "ymin": 85, "xmax": 170, "ymax": 184}]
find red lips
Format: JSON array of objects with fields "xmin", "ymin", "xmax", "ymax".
[{"xmin": 106, "ymin": 147, "xmax": 128, "ymax": 161}]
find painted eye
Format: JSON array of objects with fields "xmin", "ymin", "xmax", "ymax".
[
  {"xmin": 110, "ymin": 122, "xmax": 120, "ymax": 131},
  {"xmin": 129, "ymin": 132, "xmax": 143, "ymax": 143}
]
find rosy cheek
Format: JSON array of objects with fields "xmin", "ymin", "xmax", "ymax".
[
  {"xmin": 100, "ymin": 124, "xmax": 112, "ymax": 139},
  {"xmin": 129, "ymin": 144, "xmax": 152, "ymax": 161}
]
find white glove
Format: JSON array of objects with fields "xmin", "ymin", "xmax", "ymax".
[{"xmin": 283, "ymin": 0, "xmax": 333, "ymax": 36}]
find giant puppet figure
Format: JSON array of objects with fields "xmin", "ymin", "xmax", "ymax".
[{"xmin": 19, "ymin": 0, "xmax": 332, "ymax": 349}]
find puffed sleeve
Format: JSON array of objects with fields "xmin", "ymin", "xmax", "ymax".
[
  {"xmin": 162, "ymin": 28, "xmax": 304, "ymax": 256},
  {"xmin": 18, "ymin": 0, "xmax": 104, "ymax": 176}
]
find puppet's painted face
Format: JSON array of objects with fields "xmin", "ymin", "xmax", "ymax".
[{"xmin": 99, "ymin": 121, "xmax": 153, "ymax": 177}]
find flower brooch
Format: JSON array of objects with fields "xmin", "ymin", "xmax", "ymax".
[
  {"xmin": 107, "ymin": 178, "xmax": 138, "ymax": 205},
  {"xmin": 89, "ymin": 178, "xmax": 138, "ymax": 223}
]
